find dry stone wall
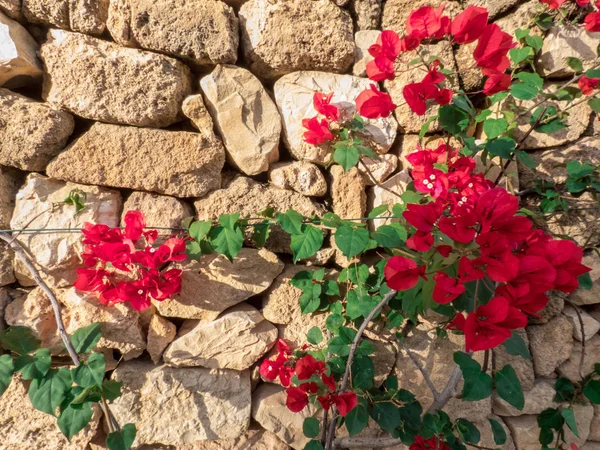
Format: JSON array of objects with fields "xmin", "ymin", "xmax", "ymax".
[{"xmin": 0, "ymin": 0, "xmax": 599, "ymax": 449}]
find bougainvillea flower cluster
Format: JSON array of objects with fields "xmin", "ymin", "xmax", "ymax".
[
  {"xmin": 540, "ymin": 0, "xmax": 600, "ymax": 31},
  {"xmin": 384, "ymin": 141, "xmax": 591, "ymax": 352},
  {"xmin": 74, "ymin": 211, "xmax": 186, "ymax": 311}
]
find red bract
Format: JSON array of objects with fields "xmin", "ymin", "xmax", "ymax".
[
  {"xmin": 403, "ymin": 82, "xmax": 439, "ymax": 116},
  {"xmin": 451, "ymin": 5, "xmax": 488, "ymax": 44},
  {"xmin": 433, "ymin": 272, "xmax": 466, "ymax": 304},
  {"xmin": 302, "ymin": 117, "xmax": 334, "ymax": 145},
  {"xmin": 473, "ymin": 24, "xmax": 516, "ymax": 76},
  {"xmin": 356, "ymin": 84, "xmax": 397, "ymax": 119},
  {"xmin": 313, "ymin": 92, "xmax": 339, "ymax": 121},
  {"xmin": 259, "ymin": 340, "xmax": 294, "ymax": 386},
  {"xmin": 540, "ymin": 0, "xmax": 568, "ymax": 8},
  {"xmin": 406, "ymin": 6, "xmax": 449, "ymax": 40},
  {"xmin": 410, "ymin": 436, "xmax": 451, "ymax": 450},
  {"xmin": 384, "ymin": 256, "xmax": 427, "ymax": 291},
  {"xmin": 578, "ymin": 76, "xmax": 600, "ymax": 95},
  {"xmin": 74, "ymin": 268, "xmax": 110, "ymax": 292},
  {"xmin": 403, "ymin": 202, "xmax": 441, "ymax": 232},
  {"xmin": 366, "ymin": 56, "xmax": 396, "ymax": 82},
  {"xmin": 286, "ymin": 387, "xmax": 309, "ymax": 412},
  {"xmin": 334, "ymin": 392, "xmax": 357, "ymax": 416},
  {"xmin": 124, "ymin": 210, "xmax": 145, "ymax": 241},
  {"xmin": 439, "ymin": 216, "xmax": 477, "ymax": 244},
  {"xmin": 407, "ymin": 230, "xmax": 434, "ymax": 252},
  {"xmin": 295, "ymin": 355, "xmax": 326, "ymax": 380},
  {"xmin": 483, "ymin": 73, "xmax": 511, "ymax": 95}
]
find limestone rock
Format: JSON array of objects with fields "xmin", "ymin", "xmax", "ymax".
[
  {"xmin": 382, "ymin": 0, "xmax": 462, "ymax": 36},
  {"xmin": 538, "ymin": 25, "xmax": 600, "ymax": 79},
  {"xmin": 121, "ymin": 191, "xmax": 193, "ymax": 244},
  {"xmin": 590, "ymin": 404, "xmax": 600, "ymax": 442},
  {"xmin": 571, "ymin": 253, "xmax": 600, "ymax": 305},
  {"xmin": 239, "ymin": 0, "xmax": 354, "ymax": 80},
  {"xmin": 22, "ymin": 0, "xmax": 108, "ymax": 35},
  {"xmin": 495, "ymin": 0, "xmax": 541, "ymax": 37},
  {"xmin": 493, "ymin": 379, "xmax": 558, "ymax": 416},
  {"xmin": 147, "ymin": 314, "xmax": 176, "ymax": 364},
  {"xmin": 529, "ymin": 292, "xmax": 564, "ymax": 325},
  {"xmin": 353, "ymin": 30, "xmax": 378, "ymax": 77},
  {"xmin": 41, "ymin": 29, "xmax": 193, "ymax": 128},
  {"xmin": 466, "ymin": 0, "xmax": 522, "ymax": 20},
  {"xmin": 558, "ymin": 335, "xmax": 600, "ymax": 381},
  {"xmin": 164, "ymin": 304, "xmax": 277, "ymax": 370},
  {"xmin": 0, "ymin": 89, "xmax": 74, "ymax": 171},
  {"xmin": 393, "ymin": 134, "xmax": 421, "ymax": 170},
  {"xmin": 455, "ymin": 42, "xmax": 483, "ymax": 93},
  {"xmin": 564, "ymin": 304, "xmax": 600, "ymax": 341},
  {"xmin": 278, "ymin": 312, "xmax": 328, "ymax": 352},
  {"xmin": 47, "ymin": 123, "xmax": 225, "ymax": 198},
  {"xmin": 506, "ymin": 83, "xmax": 591, "ymax": 150},
  {"xmin": 111, "ymin": 361, "xmax": 251, "ymax": 445},
  {"xmin": 10, "ymin": 174, "xmax": 121, "ymax": 287},
  {"xmin": 274, "ymin": 71, "xmax": 397, "ymax": 165},
  {"xmin": 155, "ymin": 248, "xmax": 283, "ymax": 321},
  {"xmin": 0, "ymin": 242, "xmax": 14, "ymax": 286},
  {"xmin": 358, "ymin": 154, "xmax": 398, "ymax": 186},
  {"xmin": 368, "ymin": 171, "xmax": 411, "ymax": 229},
  {"xmin": 0, "ymin": 375, "xmax": 101, "ymax": 449},
  {"xmin": 385, "ymin": 41, "xmax": 458, "ymax": 134},
  {"xmin": 194, "ymin": 176, "xmax": 326, "ymax": 254},
  {"xmin": 0, "ymin": 1, "xmax": 20, "ymax": 20},
  {"xmin": 269, "ymin": 161, "xmax": 327, "ymax": 197},
  {"xmin": 528, "ymin": 315, "xmax": 573, "ymax": 377},
  {"xmin": 493, "ymin": 329, "xmax": 535, "ymax": 391},
  {"xmin": 543, "ymin": 193, "xmax": 600, "ymax": 248},
  {"xmin": 107, "ymin": 0, "xmax": 237, "ymax": 66},
  {"xmin": 182, "ymin": 94, "xmax": 219, "ymax": 142},
  {"xmin": 350, "ymin": 0, "xmax": 382, "ymax": 31},
  {"xmin": 476, "ymin": 416, "xmax": 516, "ymax": 450},
  {"xmin": 0, "ymin": 12, "xmax": 42, "ymax": 88},
  {"xmin": 330, "ymin": 165, "xmax": 367, "ymax": 219},
  {"xmin": 0, "ymin": 165, "xmax": 20, "ymax": 228},
  {"xmin": 0, "ymin": 288, "xmax": 9, "ymax": 330},
  {"xmin": 189, "ymin": 424, "xmax": 290, "ymax": 450},
  {"xmin": 200, "ymin": 65, "xmax": 281, "ymax": 175},
  {"xmin": 252, "ymin": 384, "xmax": 320, "ymax": 450}
]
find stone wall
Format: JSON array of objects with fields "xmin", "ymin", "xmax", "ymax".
[{"xmin": 0, "ymin": 0, "xmax": 599, "ymax": 449}]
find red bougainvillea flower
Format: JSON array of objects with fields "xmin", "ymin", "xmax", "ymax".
[
  {"xmin": 540, "ymin": 0, "xmax": 568, "ymax": 8},
  {"xmin": 403, "ymin": 82, "xmax": 439, "ymax": 116},
  {"xmin": 439, "ymin": 216, "xmax": 477, "ymax": 244},
  {"xmin": 369, "ymin": 30, "xmax": 403, "ymax": 61},
  {"xmin": 433, "ymin": 272, "xmax": 466, "ymax": 304},
  {"xmin": 366, "ymin": 56, "xmax": 396, "ymax": 81},
  {"xmin": 534, "ymin": 240, "xmax": 591, "ymax": 293},
  {"xmin": 313, "ymin": 92, "xmax": 339, "ymax": 121},
  {"xmin": 473, "ymin": 24, "xmax": 516, "ymax": 76},
  {"xmin": 410, "ymin": 436, "xmax": 451, "ymax": 450},
  {"xmin": 384, "ymin": 256, "xmax": 427, "ymax": 291},
  {"xmin": 451, "ymin": 5, "xmax": 488, "ymax": 44},
  {"xmin": 400, "ymin": 33, "xmax": 422, "ymax": 52},
  {"xmin": 356, "ymin": 84, "xmax": 397, "ymax": 118},
  {"xmin": 406, "ymin": 230, "xmax": 434, "ymax": 252},
  {"xmin": 286, "ymin": 387, "xmax": 309, "ymax": 412},
  {"xmin": 406, "ymin": 5, "xmax": 450, "ymax": 40},
  {"xmin": 578, "ymin": 76, "xmax": 600, "ymax": 95},
  {"xmin": 322, "ymin": 373, "xmax": 336, "ymax": 391},
  {"xmin": 483, "ymin": 73, "xmax": 511, "ymax": 95},
  {"xmin": 124, "ymin": 210, "xmax": 145, "ymax": 241},
  {"xmin": 295, "ymin": 355, "xmax": 326, "ymax": 380},
  {"xmin": 302, "ymin": 117, "xmax": 334, "ymax": 145},
  {"xmin": 458, "ymin": 257, "xmax": 485, "ymax": 282},
  {"xmin": 436, "ymin": 245, "xmax": 453, "ymax": 257},
  {"xmin": 74, "ymin": 268, "xmax": 111, "ymax": 293},
  {"xmin": 259, "ymin": 339, "xmax": 294, "ymax": 386},
  {"xmin": 317, "ymin": 392, "xmax": 357, "ymax": 416},
  {"xmin": 82, "ymin": 223, "xmax": 123, "ymax": 245},
  {"xmin": 576, "ymin": 0, "xmax": 590, "ymax": 5},
  {"xmin": 403, "ymin": 202, "xmax": 441, "ymax": 232}
]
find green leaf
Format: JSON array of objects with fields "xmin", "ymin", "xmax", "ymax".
[
  {"xmin": 561, "ymin": 407, "xmax": 579, "ymax": 437},
  {"xmin": 454, "ymin": 352, "xmax": 493, "ymax": 402},
  {"xmin": 276, "ymin": 210, "xmax": 304, "ymax": 235},
  {"xmin": 371, "ymin": 402, "xmax": 400, "ymax": 432},
  {"xmin": 106, "ymin": 423, "xmax": 137, "ymax": 450},
  {"xmin": 503, "ymin": 331, "xmax": 531, "ymax": 360},
  {"xmin": 456, "ymin": 418, "xmax": 481, "ymax": 444},
  {"xmin": 371, "ymin": 224, "xmax": 407, "ymax": 248},
  {"xmin": 209, "ymin": 226, "xmax": 243, "ymax": 262},
  {"xmin": 356, "ymin": 339, "xmax": 376, "ymax": 357},
  {"xmin": 0, "ymin": 326, "xmax": 40, "ymax": 355},
  {"xmin": 28, "ymin": 368, "xmax": 71, "ymax": 416},
  {"xmin": 475, "ymin": 109, "xmax": 493, "ymax": 123},
  {"xmin": 252, "ymin": 222, "xmax": 271, "ymax": 248},
  {"xmin": 334, "ymin": 226, "xmax": 370, "ymax": 258},
  {"xmin": 495, "ymin": 365, "xmax": 524, "ymax": 410},
  {"xmin": 578, "ymin": 272, "xmax": 593, "ymax": 290},
  {"xmin": 510, "ymin": 82, "xmax": 539, "ymax": 101},
  {"xmin": 438, "ymin": 104, "xmax": 470, "ymax": 135},
  {"xmin": 326, "ymin": 314, "xmax": 345, "ymax": 333},
  {"xmin": 566, "ymin": 161, "xmax": 595, "ymax": 178},
  {"xmin": 509, "ymin": 47, "xmax": 533, "ymax": 65},
  {"xmin": 218, "ymin": 213, "xmax": 240, "ymax": 230},
  {"xmin": 305, "ymin": 441, "xmax": 324, "ymax": 450},
  {"xmin": 290, "ymin": 270, "xmax": 314, "ymax": 290},
  {"xmin": 483, "ymin": 118, "xmax": 508, "ymax": 140},
  {"xmin": 566, "ymin": 57, "xmax": 584, "ymax": 73},
  {"xmin": 346, "ymin": 404, "xmax": 369, "ymax": 436},
  {"xmin": 515, "ymin": 28, "xmax": 530, "ymax": 40},
  {"xmin": 70, "ymin": 323, "xmax": 102, "ymax": 354},
  {"xmin": 588, "ymin": 98, "xmax": 600, "ymax": 114},
  {"xmin": 306, "ymin": 326, "xmax": 323, "ymax": 345},
  {"xmin": 352, "ymin": 355, "xmax": 375, "ymax": 390},
  {"xmin": 420, "ymin": 116, "xmax": 437, "ymax": 137},
  {"xmin": 584, "ymin": 379, "xmax": 600, "ymax": 404},
  {"xmin": 328, "ymin": 336, "xmax": 350, "ymax": 357},
  {"xmin": 554, "ymin": 378, "xmax": 576, "ymax": 402},
  {"xmin": 291, "ymin": 226, "xmax": 324, "ymax": 263},
  {"xmin": 486, "ymin": 137, "xmax": 516, "ymax": 159},
  {"xmin": 72, "ymin": 353, "xmax": 105, "ymax": 388},
  {"xmin": 525, "ymin": 35, "xmax": 543, "ymax": 52},
  {"xmin": 102, "ymin": 380, "xmax": 123, "ymax": 401},
  {"xmin": 515, "ymin": 150, "xmax": 537, "ymax": 168},
  {"xmin": 333, "ymin": 141, "xmax": 360, "ymax": 172},
  {"xmin": 0, "ymin": 354, "xmax": 14, "ymax": 396},
  {"xmin": 303, "ymin": 417, "xmax": 320, "ymax": 438},
  {"xmin": 368, "ymin": 204, "xmax": 389, "ymax": 219},
  {"xmin": 58, "ymin": 388, "xmax": 94, "ymax": 441},
  {"xmin": 530, "ymin": 106, "xmax": 567, "ymax": 134},
  {"xmin": 14, "ymin": 347, "xmax": 51, "ymax": 380},
  {"xmin": 585, "ymin": 69, "xmax": 600, "ymax": 78},
  {"xmin": 188, "ymin": 220, "xmax": 212, "ymax": 242},
  {"xmin": 299, "ymin": 283, "xmax": 322, "ymax": 315},
  {"xmin": 515, "ymin": 72, "xmax": 544, "ymax": 89},
  {"xmin": 489, "ymin": 418, "xmax": 507, "ymax": 445},
  {"xmin": 323, "ymin": 280, "xmax": 340, "ymax": 296}
]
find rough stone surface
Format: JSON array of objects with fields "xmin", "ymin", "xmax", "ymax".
[
  {"xmin": 385, "ymin": 41, "xmax": 458, "ymax": 134},
  {"xmin": 182, "ymin": 94, "xmax": 220, "ymax": 142},
  {"xmin": 252, "ymin": 384, "xmax": 320, "ymax": 450},
  {"xmin": 330, "ymin": 165, "xmax": 367, "ymax": 219},
  {"xmin": 590, "ymin": 404, "xmax": 600, "ymax": 442},
  {"xmin": 538, "ymin": 25, "xmax": 600, "ymax": 79},
  {"xmin": 239, "ymin": 0, "xmax": 354, "ymax": 80},
  {"xmin": 0, "ymin": 11, "xmax": 42, "ymax": 87},
  {"xmin": 558, "ymin": 335, "xmax": 600, "ymax": 381},
  {"xmin": 41, "ymin": 29, "xmax": 193, "ymax": 128},
  {"xmin": 274, "ymin": 71, "xmax": 398, "ymax": 165},
  {"xmin": 269, "ymin": 161, "xmax": 327, "ymax": 197},
  {"xmin": 0, "ymin": 288, "xmax": 9, "ymax": 330},
  {"xmin": 353, "ymin": 30, "xmax": 378, "ymax": 77},
  {"xmin": 358, "ymin": 154, "xmax": 398, "ymax": 186},
  {"xmin": 0, "ymin": 88, "xmax": 74, "ymax": 171},
  {"xmin": 528, "ymin": 315, "xmax": 574, "ymax": 377},
  {"xmin": 493, "ymin": 379, "xmax": 558, "ymax": 416},
  {"xmin": 0, "ymin": 375, "xmax": 101, "ymax": 449},
  {"xmin": 350, "ymin": 0, "xmax": 382, "ymax": 30},
  {"xmin": 155, "ymin": 248, "xmax": 283, "ymax": 321},
  {"xmin": 278, "ymin": 311, "xmax": 328, "ymax": 352},
  {"xmin": 111, "ymin": 361, "xmax": 251, "ymax": 445},
  {"xmin": 0, "ymin": 165, "xmax": 19, "ymax": 228},
  {"xmin": 47, "ymin": 123, "xmax": 225, "ymax": 198},
  {"xmin": 530, "ymin": 292, "xmax": 565, "ymax": 325},
  {"xmin": 186, "ymin": 424, "xmax": 290, "ymax": 450},
  {"xmin": 0, "ymin": 242, "xmax": 14, "ymax": 286},
  {"xmin": 493, "ymin": 329, "xmax": 535, "ymax": 391},
  {"xmin": 571, "ymin": 253, "xmax": 600, "ymax": 306},
  {"xmin": 22, "ymin": 0, "xmax": 109, "ymax": 35},
  {"xmin": 10, "ymin": 174, "xmax": 121, "ymax": 287},
  {"xmin": 542, "ymin": 192, "xmax": 600, "ymax": 248},
  {"xmin": 107, "ymin": 0, "xmax": 238, "ymax": 66},
  {"xmin": 194, "ymin": 176, "xmax": 326, "ymax": 254},
  {"xmin": 506, "ymin": 83, "xmax": 591, "ymax": 150},
  {"xmin": 6, "ymin": 287, "xmax": 146, "ymax": 359},
  {"xmin": 200, "ymin": 65, "xmax": 281, "ymax": 175},
  {"xmin": 0, "ymin": 1, "xmax": 20, "ymax": 20},
  {"xmin": 467, "ymin": 0, "xmax": 523, "ymax": 20},
  {"xmin": 164, "ymin": 304, "xmax": 278, "ymax": 370},
  {"xmin": 382, "ymin": 0, "xmax": 462, "ymax": 36},
  {"xmin": 147, "ymin": 314, "xmax": 176, "ymax": 365},
  {"xmin": 495, "ymin": 0, "xmax": 541, "ymax": 37},
  {"xmin": 564, "ymin": 304, "xmax": 600, "ymax": 341},
  {"xmin": 368, "ymin": 171, "xmax": 412, "ymax": 229},
  {"xmin": 121, "ymin": 191, "xmax": 193, "ymax": 244}
]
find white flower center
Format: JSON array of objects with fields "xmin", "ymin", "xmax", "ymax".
[
  {"xmin": 426, "ymin": 183, "xmax": 434, "ymax": 189},
  {"xmin": 137, "ymin": 290, "xmax": 144, "ymax": 295},
  {"xmin": 422, "ymin": 179, "xmax": 429, "ymax": 185},
  {"xmin": 149, "ymin": 248, "xmax": 156, "ymax": 253},
  {"xmin": 468, "ymin": 183, "xmax": 473, "ymax": 188},
  {"xmin": 429, "ymin": 174, "xmax": 436, "ymax": 180}
]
